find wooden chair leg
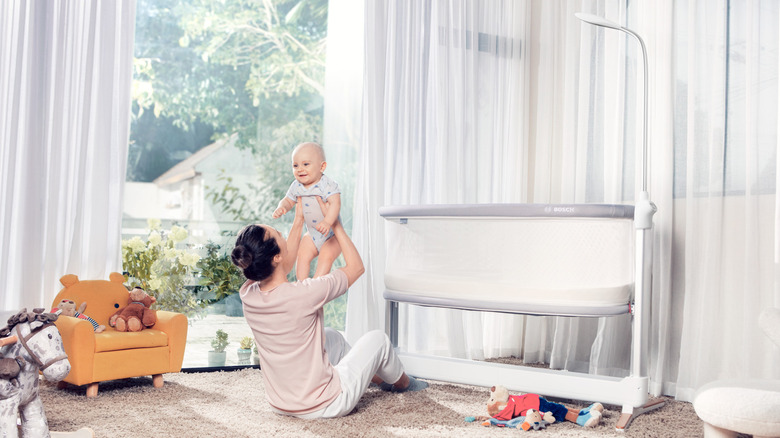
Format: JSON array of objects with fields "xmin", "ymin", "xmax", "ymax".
[
  {"xmin": 86, "ymin": 383, "xmax": 99, "ymax": 397},
  {"xmin": 152, "ymin": 374, "xmax": 164, "ymax": 388}
]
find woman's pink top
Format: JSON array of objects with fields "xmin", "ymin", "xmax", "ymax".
[{"xmin": 239, "ymin": 270, "xmax": 349, "ymax": 415}]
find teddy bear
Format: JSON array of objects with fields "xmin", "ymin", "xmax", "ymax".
[
  {"xmin": 476, "ymin": 385, "xmax": 556, "ymax": 428},
  {"xmin": 51, "ymin": 299, "xmax": 105, "ymax": 332},
  {"xmin": 108, "ymin": 287, "xmax": 157, "ymax": 332}
]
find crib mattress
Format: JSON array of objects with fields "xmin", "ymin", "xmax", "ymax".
[{"xmin": 380, "ymin": 203, "xmax": 636, "ymax": 317}]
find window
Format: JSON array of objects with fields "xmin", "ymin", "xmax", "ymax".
[
  {"xmin": 122, "ymin": 0, "xmax": 349, "ymax": 369},
  {"xmin": 671, "ymin": 0, "xmax": 778, "ymax": 197}
]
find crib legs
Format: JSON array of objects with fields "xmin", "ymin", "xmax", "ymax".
[{"xmin": 615, "ymin": 399, "xmax": 666, "ymax": 432}]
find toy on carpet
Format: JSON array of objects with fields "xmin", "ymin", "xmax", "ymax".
[
  {"xmin": 0, "ymin": 308, "xmax": 71, "ymax": 438},
  {"xmin": 466, "ymin": 385, "xmax": 604, "ymax": 429},
  {"xmin": 108, "ymin": 287, "xmax": 157, "ymax": 332},
  {"xmin": 51, "ymin": 299, "xmax": 105, "ymax": 333}
]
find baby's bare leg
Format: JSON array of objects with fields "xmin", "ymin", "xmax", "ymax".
[
  {"xmin": 313, "ymin": 237, "xmax": 342, "ymax": 278},
  {"xmin": 296, "ymin": 234, "xmax": 318, "ymax": 280}
]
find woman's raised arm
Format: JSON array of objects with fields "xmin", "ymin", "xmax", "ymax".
[
  {"xmin": 282, "ymin": 198, "xmax": 305, "ymax": 274},
  {"xmin": 317, "ymin": 197, "xmax": 364, "ymax": 286}
]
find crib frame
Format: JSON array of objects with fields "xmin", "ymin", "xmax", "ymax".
[{"xmin": 379, "ymin": 201, "xmax": 662, "ymax": 431}]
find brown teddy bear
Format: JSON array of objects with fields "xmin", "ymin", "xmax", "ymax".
[{"xmin": 108, "ymin": 287, "xmax": 157, "ymax": 332}]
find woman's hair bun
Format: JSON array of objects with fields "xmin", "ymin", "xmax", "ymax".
[{"xmin": 231, "ymin": 245, "xmax": 253, "ymax": 270}]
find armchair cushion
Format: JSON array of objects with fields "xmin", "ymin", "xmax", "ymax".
[{"xmin": 94, "ymin": 330, "xmax": 168, "ymax": 352}]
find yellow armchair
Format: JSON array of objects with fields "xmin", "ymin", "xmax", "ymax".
[{"xmin": 51, "ymin": 272, "xmax": 187, "ymax": 397}]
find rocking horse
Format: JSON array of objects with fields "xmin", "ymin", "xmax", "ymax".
[{"xmin": 0, "ymin": 308, "xmax": 71, "ymax": 438}]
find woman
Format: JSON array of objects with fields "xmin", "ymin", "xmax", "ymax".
[{"xmin": 231, "ymin": 198, "xmax": 426, "ymax": 419}]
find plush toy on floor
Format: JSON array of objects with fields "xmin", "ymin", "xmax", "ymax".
[
  {"xmin": 467, "ymin": 385, "xmax": 604, "ymax": 429},
  {"xmin": 0, "ymin": 308, "xmax": 70, "ymax": 438},
  {"xmin": 51, "ymin": 299, "xmax": 105, "ymax": 333},
  {"xmin": 521, "ymin": 409, "xmax": 553, "ymax": 431},
  {"xmin": 109, "ymin": 287, "xmax": 157, "ymax": 332}
]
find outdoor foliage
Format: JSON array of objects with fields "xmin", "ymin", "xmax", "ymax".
[
  {"xmin": 196, "ymin": 241, "xmax": 246, "ymax": 301},
  {"xmin": 129, "ymin": 0, "xmax": 327, "ymax": 183},
  {"xmin": 122, "ymin": 219, "xmax": 206, "ymax": 318}
]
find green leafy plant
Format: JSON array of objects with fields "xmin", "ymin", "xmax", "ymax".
[
  {"xmin": 239, "ymin": 336, "xmax": 254, "ymax": 351},
  {"xmin": 197, "ymin": 241, "xmax": 246, "ymax": 301},
  {"xmin": 122, "ymin": 219, "xmax": 205, "ymax": 318},
  {"xmin": 211, "ymin": 329, "xmax": 229, "ymax": 353}
]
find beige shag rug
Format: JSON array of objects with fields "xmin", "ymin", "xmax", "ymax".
[{"xmin": 41, "ymin": 368, "xmax": 705, "ymax": 437}]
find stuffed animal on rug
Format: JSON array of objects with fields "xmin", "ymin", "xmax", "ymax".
[
  {"xmin": 51, "ymin": 299, "xmax": 105, "ymax": 333},
  {"xmin": 466, "ymin": 385, "xmax": 603, "ymax": 429},
  {"xmin": 471, "ymin": 385, "xmax": 556, "ymax": 428},
  {"xmin": 108, "ymin": 287, "xmax": 157, "ymax": 332}
]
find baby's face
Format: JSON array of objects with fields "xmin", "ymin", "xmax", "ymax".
[{"xmin": 291, "ymin": 145, "xmax": 326, "ymax": 188}]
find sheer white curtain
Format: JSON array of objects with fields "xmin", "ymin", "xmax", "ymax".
[
  {"xmin": 0, "ymin": 1, "xmax": 135, "ymax": 311},
  {"xmin": 669, "ymin": 0, "xmax": 780, "ymax": 400},
  {"xmin": 343, "ymin": 0, "xmax": 779, "ymax": 402},
  {"xmin": 351, "ymin": 0, "xmax": 531, "ymax": 362}
]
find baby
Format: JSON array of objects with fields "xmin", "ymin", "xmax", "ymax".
[{"xmin": 272, "ymin": 142, "xmax": 342, "ymax": 279}]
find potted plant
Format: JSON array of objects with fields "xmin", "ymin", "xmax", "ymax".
[
  {"xmin": 197, "ymin": 241, "xmax": 246, "ymax": 316},
  {"xmin": 237, "ymin": 336, "xmax": 253, "ymax": 365},
  {"xmin": 208, "ymin": 329, "xmax": 229, "ymax": 367}
]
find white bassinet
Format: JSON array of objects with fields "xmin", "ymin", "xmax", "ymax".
[{"xmin": 379, "ymin": 202, "xmax": 662, "ymax": 431}]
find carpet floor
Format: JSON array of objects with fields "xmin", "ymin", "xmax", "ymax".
[{"xmin": 38, "ymin": 368, "xmax": 713, "ymax": 437}]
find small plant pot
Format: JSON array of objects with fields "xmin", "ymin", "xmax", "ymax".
[
  {"xmin": 252, "ymin": 353, "xmax": 260, "ymax": 365},
  {"xmin": 237, "ymin": 348, "xmax": 252, "ymax": 365},
  {"xmin": 208, "ymin": 350, "xmax": 227, "ymax": 367}
]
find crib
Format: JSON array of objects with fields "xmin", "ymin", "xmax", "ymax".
[{"xmin": 379, "ymin": 201, "xmax": 662, "ymax": 431}]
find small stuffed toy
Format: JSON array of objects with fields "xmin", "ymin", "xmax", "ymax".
[
  {"xmin": 51, "ymin": 299, "xmax": 105, "ymax": 332},
  {"xmin": 521, "ymin": 409, "xmax": 552, "ymax": 431},
  {"xmin": 109, "ymin": 287, "xmax": 157, "ymax": 332}
]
